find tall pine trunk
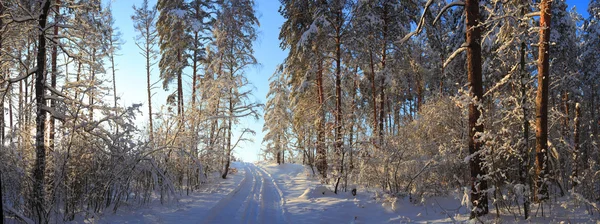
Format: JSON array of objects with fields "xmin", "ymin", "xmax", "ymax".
[
  {"xmin": 49, "ymin": 0, "xmax": 59, "ymax": 153},
  {"xmin": 32, "ymin": 1, "xmax": 52, "ymax": 222},
  {"xmin": 369, "ymin": 51, "xmax": 377, "ymax": 146},
  {"xmin": 147, "ymin": 33, "xmax": 154, "ymax": 142},
  {"xmin": 0, "ymin": 3, "xmax": 4, "ymax": 222},
  {"xmin": 519, "ymin": 41, "xmax": 530, "ymax": 219},
  {"xmin": 316, "ymin": 60, "xmax": 327, "ymax": 178},
  {"xmin": 89, "ymin": 48, "xmax": 96, "ymax": 120},
  {"xmin": 333, "ymin": 8, "xmax": 343, "ymax": 194},
  {"xmin": 379, "ymin": 7, "xmax": 388, "ymax": 149},
  {"xmin": 465, "ymin": 0, "xmax": 488, "ymax": 217},
  {"xmin": 535, "ymin": 0, "xmax": 551, "ymax": 202},
  {"xmin": 572, "ymin": 103, "xmax": 580, "ymax": 189}
]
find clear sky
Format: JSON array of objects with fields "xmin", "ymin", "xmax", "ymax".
[{"xmin": 108, "ymin": 0, "xmax": 590, "ymax": 163}]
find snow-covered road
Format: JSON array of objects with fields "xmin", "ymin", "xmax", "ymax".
[
  {"xmin": 202, "ymin": 163, "xmax": 287, "ymax": 224},
  {"xmin": 93, "ymin": 162, "xmax": 599, "ymax": 223}
]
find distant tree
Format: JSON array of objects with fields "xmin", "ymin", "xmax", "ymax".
[{"xmin": 263, "ymin": 65, "xmax": 291, "ymax": 164}]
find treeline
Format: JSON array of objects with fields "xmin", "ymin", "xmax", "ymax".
[
  {"xmin": 262, "ymin": 0, "xmax": 600, "ymax": 219},
  {"xmin": 0, "ymin": 0, "xmax": 259, "ymax": 223}
]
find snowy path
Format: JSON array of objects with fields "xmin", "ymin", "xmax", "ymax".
[
  {"xmin": 202, "ymin": 163, "xmax": 287, "ymax": 224},
  {"xmin": 95, "ymin": 162, "xmax": 599, "ymax": 223}
]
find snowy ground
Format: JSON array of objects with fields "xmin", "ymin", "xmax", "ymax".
[{"xmin": 91, "ymin": 162, "xmax": 600, "ymax": 223}]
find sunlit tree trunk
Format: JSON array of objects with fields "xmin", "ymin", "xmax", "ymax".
[
  {"xmin": 333, "ymin": 6, "xmax": 343, "ymax": 194},
  {"xmin": 535, "ymin": 0, "xmax": 551, "ymax": 202},
  {"xmin": 465, "ymin": 0, "xmax": 488, "ymax": 217},
  {"xmin": 316, "ymin": 59, "xmax": 327, "ymax": 178}
]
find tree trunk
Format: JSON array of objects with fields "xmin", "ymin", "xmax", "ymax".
[
  {"xmin": 534, "ymin": 0, "xmax": 551, "ymax": 202},
  {"xmin": 111, "ymin": 26, "xmax": 118, "ymax": 132},
  {"xmin": 89, "ymin": 48, "xmax": 96, "ymax": 120},
  {"xmin": 369, "ymin": 51, "xmax": 377, "ymax": 145},
  {"xmin": 32, "ymin": 1, "xmax": 52, "ymax": 222},
  {"xmin": 519, "ymin": 41, "xmax": 530, "ymax": 220},
  {"xmin": 222, "ymin": 87, "xmax": 234, "ymax": 179},
  {"xmin": 276, "ymin": 136, "xmax": 281, "ymax": 164},
  {"xmin": 0, "ymin": 3, "xmax": 4, "ymax": 222},
  {"xmin": 147, "ymin": 31, "xmax": 154, "ymax": 142},
  {"xmin": 465, "ymin": 0, "xmax": 488, "ymax": 217},
  {"xmin": 177, "ymin": 50, "xmax": 184, "ymax": 125},
  {"xmin": 349, "ymin": 68, "xmax": 357, "ymax": 175},
  {"xmin": 49, "ymin": 0, "xmax": 59, "ymax": 153},
  {"xmin": 334, "ymin": 8, "xmax": 343, "ymax": 189},
  {"xmin": 0, "ymin": 3, "xmax": 4, "ymax": 146},
  {"xmin": 572, "ymin": 103, "xmax": 580, "ymax": 189},
  {"xmin": 192, "ymin": 37, "xmax": 198, "ymax": 108},
  {"xmin": 316, "ymin": 60, "xmax": 327, "ymax": 178},
  {"xmin": 379, "ymin": 6, "xmax": 388, "ymax": 148}
]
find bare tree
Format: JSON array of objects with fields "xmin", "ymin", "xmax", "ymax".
[{"xmin": 133, "ymin": 0, "xmax": 159, "ymax": 142}]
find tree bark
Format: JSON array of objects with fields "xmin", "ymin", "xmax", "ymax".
[
  {"xmin": 535, "ymin": 0, "xmax": 551, "ymax": 202},
  {"xmin": 572, "ymin": 103, "xmax": 580, "ymax": 189},
  {"xmin": 147, "ymin": 30, "xmax": 154, "ymax": 142},
  {"xmin": 89, "ymin": 48, "xmax": 96, "ymax": 120},
  {"xmin": 0, "ymin": 3, "xmax": 4, "ymax": 222},
  {"xmin": 316, "ymin": 60, "xmax": 327, "ymax": 178},
  {"xmin": 465, "ymin": 0, "xmax": 488, "ymax": 217},
  {"xmin": 32, "ymin": 1, "xmax": 52, "ymax": 222},
  {"xmin": 334, "ymin": 7, "xmax": 343, "ymax": 188},
  {"xmin": 369, "ymin": 51, "xmax": 377, "ymax": 145},
  {"xmin": 49, "ymin": 0, "xmax": 59, "ymax": 153},
  {"xmin": 177, "ymin": 50, "xmax": 184, "ymax": 125},
  {"xmin": 519, "ymin": 41, "xmax": 530, "ymax": 220},
  {"xmin": 379, "ymin": 6, "xmax": 388, "ymax": 149},
  {"xmin": 0, "ymin": 3, "xmax": 4, "ymax": 145},
  {"xmin": 222, "ymin": 87, "xmax": 234, "ymax": 179}
]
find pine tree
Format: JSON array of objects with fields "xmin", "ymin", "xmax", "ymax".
[
  {"xmin": 157, "ymin": 0, "xmax": 188, "ymax": 121},
  {"xmin": 535, "ymin": 0, "xmax": 552, "ymax": 202},
  {"xmin": 263, "ymin": 65, "xmax": 291, "ymax": 164}
]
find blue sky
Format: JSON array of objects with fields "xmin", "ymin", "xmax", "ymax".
[{"xmin": 109, "ymin": 0, "xmax": 590, "ymax": 163}]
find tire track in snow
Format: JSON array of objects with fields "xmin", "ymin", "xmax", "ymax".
[
  {"xmin": 202, "ymin": 164, "xmax": 254, "ymax": 224},
  {"xmin": 201, "ymin": 163, "xmax": 286, "ymax": 224},
  {"xmin": 255, "ymin": 165, "xmax": 290, "ymax": 224},
  {"xmin": 254, "ymin": 165, "xmax": 266, "ymax": 224},
  {"xmin": 241, "ymin": 165, "xmax": 263, "ymax": 224}
]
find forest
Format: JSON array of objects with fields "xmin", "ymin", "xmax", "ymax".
[{"xmin": 1, "ymin": 0, "xmax": 600, "ymax": 223}]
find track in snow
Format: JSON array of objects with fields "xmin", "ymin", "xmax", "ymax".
[{"xmin": 202, "ymin": 163, "xmax": 287, "ymax": 224}]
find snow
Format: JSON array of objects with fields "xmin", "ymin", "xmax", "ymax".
[
  {"xmin": 171, "ymin": 9, "xmax": 186, "ymax": 19},
  {"xmin": 91, "ymin": 162, "xmax": 248, "ymax": 223},
  {"xmin": 91, "ymin": 162, "xmax": 600, "ymax": 224},
  {"xmin": 257, "ymin": 162, "xmax": 464, "ymax": 223}
]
